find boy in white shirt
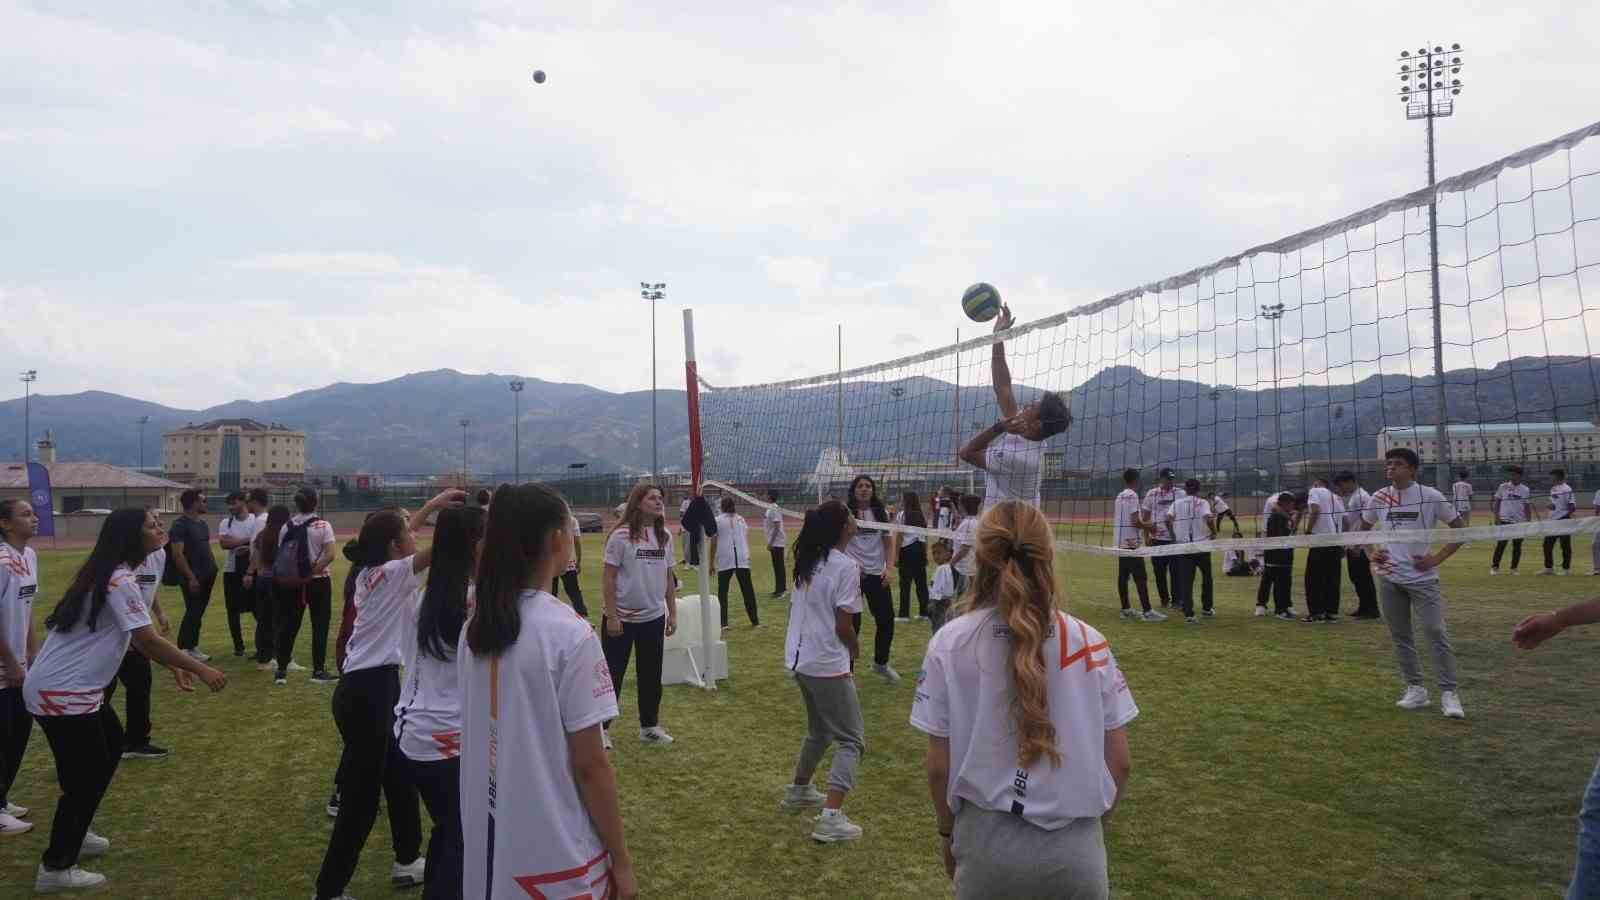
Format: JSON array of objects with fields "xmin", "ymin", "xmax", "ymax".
[
  {"xmin": 764, "ymin": 491, "xmax": 788, "ymax": 597},
  {"xmin": 1541, "ymin": 467, "xmax": 1576, "ymax": 575},
  {"xmin": 1113, "ymin": 469, "xmax": 1161, "ymax": 622},
  {"xmin": 1491, "ymin": 465, "xmax": 1532, "ymax": 575},
  {"xmin": 1450, "ymin": 469, "xmax": 1474, "ymax": 525},
  {"xmin": 1140, "ymin": 468, "xmax": 1185, "ymax": 609},
  {"xmin": 1165, "ymin": 479, "xmax": 1215, "ymax": 623},
  {"xmin": 1333, "ymin": 472, "xmax": 1379, "ymax": 619},
  {"xmin": 927, "ymin": 541, "xmax": 956, "ymax": 634}
]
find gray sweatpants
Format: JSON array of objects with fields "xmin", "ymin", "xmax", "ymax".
[
  {"xmin": 793, "ymin": 673, "xmax": 865, "ymax": 794},
  {"xmin": 953, "ymin": 807, "xmax": 1108, "ymax": 900},
  {"xmin": 1379, "ymin": 577, "xmax": 1458, "ymax": 692}
]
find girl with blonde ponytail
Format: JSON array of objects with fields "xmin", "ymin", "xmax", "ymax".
[{"xmin": 910, "ymin": 501, "xmax": 1138, "ymax": 899}]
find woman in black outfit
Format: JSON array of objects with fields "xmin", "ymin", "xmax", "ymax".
[{"xmin": 895, "ymin": 491, "xmax": 930, "ymax": 620}]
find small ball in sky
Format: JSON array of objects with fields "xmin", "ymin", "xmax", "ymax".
[{"xmin": 532, "ymin": 69, "xmax": 546, "ymax": 84}]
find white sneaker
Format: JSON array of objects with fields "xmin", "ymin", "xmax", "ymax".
[
  {"xmin": 0, "ymin": 812, "xmax": 32, "ymax": 835},
  {"xmin": 80, "ymin": 830, "xmax": 110, "ymax": 856},
  {"xmin": 1254, "ymin": 605, "xmax": 1267, "ymax": 617},
  {"xmin": 1559, "ymin": 569, "xmax": 1571, "ymax": 576},
  {"xmin": 184, "ymin": 649, "xmax": 210, "ymax": 662},
  {"xmin": 782, "ymin": 784, "xmax": 827, "ymax": 809},
  {"xmin": 286, "ymin": 661, "xmax": 307, "ymax": 673},
  {"xmin": 1441, "ymin": 690, "xmax": 1465, "ymax": 719},
  {"xmin": 391, "ymin": 856, "xmax": 426, "ymax": 887},
  {"xmin": 255, "ymin": 661, "xmax": 275, "ymax": 672},
  {"xmin": 639, "ymin": 726, "xmax": 675, "ymax": 745},
  {"xmin": 1120, "ymin": 608, "xmax": 1140, "ymax": 620},
  {"xmin": 1509, "ymin": 569, "xmax": 1520, "ymax": 575},
  {"xmin": 3, "ymin": 800, "xmax": 27, "ymax": 818},
  {"xmin": 1141, "ymin": 610, "xmax": 1168, "ymax": 622},
  {"xmin": 873, "ymin": 663, "xmax": 901, "ymax": 684},
  {"xmin": 1396, "ymin": 685, "xmax": 1430, "ymax": 710},
  {"xmin": 811, "ymin": 809, "xmax": 864, "ymax": 843},
  {"xmin": 894, "ymin": 616, "xmax": 910, "ymax": 623},
  {"xmin": 1537, "ymin": 568, "xmax": 1554, "ymax": 576},
  {"xmin": 274, "ymin": 676, "xmax": 287, "ymax": 687},
  {"xmin": 601, "ymin": 729, "xmax": 613, "ymax": 752},
  {"xmin": 35, "ymin": 864, "xmax": 106, "ymax": 893},
  {"xmin": 1489, "ymin": 568, "xmax": 1499, "ymax": 576}
]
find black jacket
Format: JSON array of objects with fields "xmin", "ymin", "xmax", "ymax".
[{"xmin": 683, "ymin": 496, "xmax": 719, "ymax": 538}]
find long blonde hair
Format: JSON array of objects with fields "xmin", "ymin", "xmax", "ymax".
[
  {"xmin": 958, "ymin": 500, "xmax": 1062, "ymax": 769},
  {"xmin": 614, "ymin": 482, "xmax": 669, "ymax": 547}
]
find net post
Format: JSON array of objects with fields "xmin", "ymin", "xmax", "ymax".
[
  {"xmin": 683, "ymin": 309, "xmax": 716, "ymax": 691},
  {"xmin": 836, "ymin": 324, "xmax": 844, "ymax": 462}
]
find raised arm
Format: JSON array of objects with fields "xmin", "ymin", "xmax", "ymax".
[
  {"xmin": 409, "ymin": 489, "xmax": 468, "ymax": 573},
  {"xmin": 991, "ymin": 306, "xmax": 1019, "ymax": 418}
]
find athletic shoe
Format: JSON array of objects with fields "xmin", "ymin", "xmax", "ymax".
[
  {"xmin": 1323, "ymin": 615, "xmax": 1340, "ymax": 624},
  {"xmin": 326, "ymin": 790, "xmax": 340, "ymax": 818},
  {"xmin": 872, "ymin": 663, "xmax": 901, "ymax": 684},
  {"xmin": 392, "ymin": 856, "xmax": 426, "ymax": 887},
  {"xmin": 309, "ymin": 671, "xmax": 338, "ymax": 684},
  {"xmin": 1489, "ymin": 568, "xmax": 1499, "ymax": 576},
  {"xmin": 1185, "ymin": 616, "xmax": 1199, "ymax": 624},
  {"xmin": 1120, "ymin": 608, "xmax": 1140, "ymax": 620},
  {"xmin": 34, "ymin": 864, "xmax": 106, "ymax": 893},
  {"xmin": 781, "ymin": 784, "xmax": 827, "ymax": 809},
  {"xmin": 1509, "ymin": 569, "xmax": 1520, "ymax": 575},
  {"xmin": 274, "ymin": 675, "xmax": 287, "ymax": 686},
  {"xmin": 1274, "ymin": 610, "xmax": 1297, "ymax": 621},
  {"xmin": 601, "ymin": 729, "xmax": 613, "ymax": 752},
  {"xmin": 1441, "ymin": 690, "xmax": 1466, "ymax": 719},
  {"xmin": 233, "ymin": 646, "xmax": 246, "ymax": 657},
  {"xmin": 769, "ymin": 591, "xmax": 786, "ymax": 599},
  {"xmin": 1301, "ymin": 615, "xmax": 1321, "ymax": 623},
  {"xmin": 894, "ymin": 617, "xmax": 910, "ymax": 623},
  {"xmin": 4, "ymin": 801, "xmax": 28, "ymax": 818},
  {"xmin": 255, "ymin": 661, "xmax": 275, "ymax": 673},
  {"xmin": 1202, "ymin": 608, "xmax": 1216, "ymax": 617},
  {"xmin": 1396, "ymin": 685, "xmax": 1429, "ymax": 710},
  {"xmin": 1141, "ymin": 610, "xmax": 1168, "ymax": 622},
  {"xmin": 286, "ymin": 661, "xmax": 307, "ymax": 673},
  {"xmin": 0, "ymin": 812, "xmax": 32, "ymax": 836},
  {"xmin": 811, "ymin": 809, "xmax": 864, "ymax": 843},
  {"xmin": 1560, "ymin": 569, "xmax": 1572, "ymax": 576},
  {"xmin": 122, "ymin": 743, "xmax": 169, "ymax": 761},
  {"xmin": 1254, "ymin": 605, "xmax": 1267, "ymax": 617},
  {"xmin": 80, "ymin": 830, "xmax": 110, "ymax": 856},
  {"xmin": 1590, "ymin": 570, "xmax": 1600, "ymax": 576},
  {"xmin": 1537, "ymin": 568, "xmax": 1554, "ymax": 576},
  {"xmin": 640, "ymin": 726, "xmax": 675, "ymax": 745},
  {"xmin": 184, "ymin": 649, "xmax": 211, "ymax": 662}
]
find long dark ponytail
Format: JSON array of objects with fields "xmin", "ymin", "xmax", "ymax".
[
  {"xmin": 255, "ymin": 504, "xmax": 292, "ymax": 566},
  {"xmin": 47, "ymin": 508, "xmax": 151, "ymax": 633},
  {"xmin": 343, "ymin": 509, "xmax": 406, "ymax": 612},
  {"xmin": 467, "ymin": 483, "xmax": 570, "ymax": 657},
  {"xmin": 418, "ymin": 506, "xmax": 484, "ymax": 661},
  {"xmin": 793, "ymin": 500, "xmax": 850, "ymax": 588}
]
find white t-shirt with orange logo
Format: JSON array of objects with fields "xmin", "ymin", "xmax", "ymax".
[
  {"xmin": 603, "ymin": 527, "xmax": 672, "ymax": 624},
  {"xmin": 784, "ymin": 551, "xmax": 862, "ymax": 678},
  {"xmin": 0, "ymin": 543, "xmax": 38, "ymax": 689},
  {"xmin": 344, "ymin": 557, "xmax": 424, "ymax": 674},
  {"xmin": 911, "ymin": 608, "xmax": 1138, "ymax": 829},
  {"xmin": 460, "ymin": 589, "xmax": 618, "ymax": 899},
  {"xmin": 24, "ymin": 565, "xmax": 152, "ymax": 717}
]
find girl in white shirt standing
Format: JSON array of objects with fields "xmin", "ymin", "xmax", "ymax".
[
  {"xmin": 949, "ymin": 493, "xmax": 981, "ymax": 597},
  {"xmin": 460, "ymin": 482, "xmax": 637, "ymax": 900},
  {"xmin": 912, "ymin": 500, "xmax": 1136, "ymax": 899},
  {"xmin": 764, "ymin": 491, "xmax": 788, "ymax": 597},
  {"xmin": 895, "ymin": 491, "xmax": 930, "ymax": 621},
  {"xmin": 781, "ymin": 500, "xmax": 866, "ymax": 843},
  {"xmin": 711, "ymin": 496, "xmax": 759, "ymax": 628},
  {"xmin": 396, "ymin": 505, "xmax": 483, "ymax": 899},
  {"xmin": 26, "ymin": 509, "xmax": 226, "ymax": 894},
  {"xmin": 313, "ymin": 489, "xmax": 463, "ymax": 900},
  {"xmin": 0, "ymin": 499, "xmax": 41, "ymax": 837},
  {"xmin": 602, "ymin": 484, "xmax": 677, "ymax": 747},
  {"xmin": 845, "ymin": 475, "xmax": 899, "ymax": 684}
]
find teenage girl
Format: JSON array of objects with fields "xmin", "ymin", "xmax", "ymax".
[
  {"xmin": 244, "ymin": 504, "xmax": 292, "ymax": 673},
  {"xmin": 895, "ymin": 491, "xmax": 930, "ymax": 620},
  {"xmin": 601, "ymin": 483, "xmax": 678, "ymax": 747},
  {"xmin": 845, "ymin": 475, "xmax": 898, "ymax": 683},
  {"xmin": 711, "ymin": 496, "xmax": 759, "ymax": 628},
  {"xmin": 0, "ymin": 500, "xmax": 40, "ymax": 836}
]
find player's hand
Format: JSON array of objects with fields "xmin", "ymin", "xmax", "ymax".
[
  {"xmin": 155, "ymin": 611, "xmax": 171, "ymax": 636},
  {"xmin": 171, "ymin": 667, "xmax": 196, "ymax": 692},
  {"xmin": 993, "ymin": 304, "xmax": 1014, "ymax": 333},
  {"xmin": 1512, "ymin": 612, "xmax": 1564, "ymax": 650},
  {"xmin": 430, "ymin": 489, "xmax": 468, "ymax": 509},
  {"xmin": 942, "ymin": 835, "xmax": 957, "ymax": 880},
  {"xmin": 198, "ymin": 666, "xmax": 227, "ymax": 692},
  {"xmin": 186, "ymin": 577, "xmax": 200, "ymax": 593},
  {"xmin": 665, "ymin": 614, "xmax": 678, "ymax": 638},
  {"xmin": 1412, "ymin": 553, "xmax": 1438, "ymax": 572},
  {"xmin": 610, "ymin": 862, "xmax": 639, "ymax": 899},
  {"xmin": 605, "ymin": 615, "xmax": 623, "ymax": 638}
]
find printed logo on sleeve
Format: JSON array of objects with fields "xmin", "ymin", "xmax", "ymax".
[{"xmin": 592, "ymin": 659, "xmax": 614, "ymax": 699}]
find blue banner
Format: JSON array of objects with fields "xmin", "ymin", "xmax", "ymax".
[{"xmin": 26, "ymin": 462, "xmax": 54, "ymax": 538}]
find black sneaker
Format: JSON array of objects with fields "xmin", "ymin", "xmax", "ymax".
[
  {"xmin": 1301, "ymin": 614, "xmax": 1321, "ymax": 623},
  {"xmin": 123, "ymin": 743, "xmax": 170, "ymax": 760},
  {"xmin": 309, "ymin": 671, "xmax": 338, "ymax": 684},
  {"xmin": 326, "ymin": 790, "xmax": 340, "ymax": 818},
  {"xmin": 233, "ymin": 646, "xmax": 247, "ymax": 658},
  {"xmin": 1323, "ymin": 615, "xmax": 1340, "ymax": 624},
  {"xmin": 1274, "ymin": 610, "xmax": 1297, "ymax": 621}
]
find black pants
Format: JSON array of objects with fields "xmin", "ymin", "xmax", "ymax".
[
  {"xmin": 1545, "ymin": 534, "xmax": 1573, "ymax": 571},
  {"xmin": 1117, "ymin": 557, "xmax": 1151, "ymax": 612},
  {"xmin": 1149, "ymin": 541, "xmax": 1174, "ymax": 605},
  {"xmin": 550, "ymin": 570, "xmax": 588, "ymax": 617},
  {"xmin": 1305, "ymin": 547, "xmax": 1344, "ymax": 617},
  {"xmin": 1171, "ymin": 552, "xmax": 1212, "ymax": 616},
  {"xmin": 277, "ymin": 578, "xmax": 332, "ymax": 675},
  {"xmin": 316, "ymin": 666, "xmax": 422, "ymax": 899},
  {"xmin": 1493, "ymin": 538, "xmax": 1524, "ymax": 570},
  {"xmin": 850, "ymin": 573, "xmax": 895, "ymax": 666},
  {"xmin": 102, "ymin": 649, "xmax": 153, "ymax": 748},
  {"xmin": 0, "ymin": 687, "xmax": 32, "ymax": 807},
  {"xmin": 1257, "ymin": 564, "xmax": 1293, "ymax": 613},
  {"xmin": 253, "ymin": 577, "xmax": 276, "ymax": 663},
  {"xmin": 717, "ymin": 568, "xmax": 759, "ymax": 626},
  {"xmin": 1216, "ymin": 510, "xmax": 1241, "ymax": 535},
  {"xmin": 223, "ymin": 568, "xmax": 254, "ymax": 653},
  {"xmin": 36, "ymin": 705, "xmax": 122, "ymax": 871},
  {"xmin": 687, "ymin": 531, "xmax": 703, "ymax": 566},
  {"xmin": 175, "ymin": 568, "xmax": 217, "ymax": 651},
  {"xmin": 409, "ymin": 756, "xmax": 463, "ymax": 900},
  {"xmin": 898, "ymin": 542, "xmax": 929, "ymax": 618},
  {"xmin": 769, "ymin": 546, "xmax": 788, "ymax": 594},
  {"xmin": 1347, "ymin": 551, "xmax": 1379, "ymax": 616},
  {"xmin": 601, "ymin": 616, "xmax": 666, "ymax": 729}
]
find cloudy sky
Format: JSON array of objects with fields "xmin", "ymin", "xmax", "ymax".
[{"xmin": 2, "ymin": 0, "xmax": 1596, "ymax": 409}]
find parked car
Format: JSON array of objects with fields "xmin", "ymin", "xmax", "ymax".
[{"xmin": 575, "ymin": 512, "xmax": 603, "ymax": 533}]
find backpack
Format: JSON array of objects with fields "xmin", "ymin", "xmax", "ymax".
[{"xmin": 273, "ymin": 517, "xmax": 321, "ymax": 589}]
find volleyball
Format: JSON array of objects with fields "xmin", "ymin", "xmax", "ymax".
[
  {"xmin": 961, "ymin": 282, "xmax": 1002, "ymax": 322},
  {"xmin": 532, "ymin": 69, "xmax": 547, "ymax": 84}
]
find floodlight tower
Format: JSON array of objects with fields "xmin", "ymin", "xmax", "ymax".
[
  {"xmin": 641, "ymin": 282, "xmax": 667, "ymax": 479},
  {"xmin": 1260, "ymin": 304, "xmax": 1285, "ymax": 486}
]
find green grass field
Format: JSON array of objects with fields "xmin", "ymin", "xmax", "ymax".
[{"xmin": 1, "ymin": 536, "xmax": 1597, "ymax": 899}]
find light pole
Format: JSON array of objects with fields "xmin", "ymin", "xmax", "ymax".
[
  {"xmin": 459, "ymin": 418, "xmax": 470, "ymax": 479},
  {"xmin": 1398, "ymin": 42, "xmax": 1464, "ymax": 488},
  {"xmin": 509, "ymin": 380, "xmax": 525, "ymax": 483},
  {"xmin": 138, "ymin": 415, "xmax": 151, "ymax": 470},
  {"xmin": 19, "ymin": 370, "xmax": 37, "ymax": 462},
  {"xmin": 641, "ymin": 282, "xmax": 666, "ymax": 478},
  {"xmin": 731, "ymin": 420, "xmax": 743, "ymax": 478},
  {"xmin": 890, "ymin": 386, "xmax": 905, "ymax": 491},
  {"xmin": 1260, "ymin": 304, "xmax": 1285, "ymax": 486}
]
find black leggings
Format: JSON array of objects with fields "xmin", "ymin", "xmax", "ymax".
[
  {"xmin": 550, "ymin": 570, "xmax": 588, "ymax": 617},
  {"xmin": 253, "ymin": 577, "xmax": 276, "ymax": 663},
  {"xmin": 601, "ymin": 616, "xmax": 667, "ymax": 729},
  {"xmin": 1492, "ymin": 538, "xmax": 1524, "ymax": 570},
  {"xmin": 277, "ymin": 578, "xmax": 333, "ymax": 674},
  {"xmin": 1118, "ymin": 557, "xmax": 1151, "ymax": 612},
  {"xmin": 0, "ymin": 687, "xmax": 33, "ymax": 809},
  {"xmin": 898, "ymin": 542, "xmax": 929, "ymax": 618},
  {"xmin": 851, "ymin": 573, "xmax": 895, "ymax": 666},
  {"xmin": 769, "ymin": 546, "xmax": 788, "ymax": 594},
  {"xmin": 315, "ymin": 666, "xmax": 422, "ymax": 900},
  {"xmin": 103, "ymin": 649, "xmax": 152, "ymax": 748},
  {"xmin": 717, "ymin": 568, "xmax": 758, "ymax": 626},
  {"xmin": 408, "ymin": 756, "xmax": 463, "ymax": 900},
  {"xmin": 36, "ymin": 705, "xmax": 122, "ymax": 871}
]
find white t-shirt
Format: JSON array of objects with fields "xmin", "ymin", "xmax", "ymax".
[
  {"xmin": 783, "ymin": 551, "xmax": 863, "ymax": 677},
  {"xmin": 911, "ymin": 609, "xmax": 1138, "ymax": 829},
  {"xmin": 0, "ymin": 543, "xmax": 39, "ymax": 689},
  {"xmin": 952, "ymin": 518, "xmax": 979, "ymax": 577},
  {"xmin": 1362, "ymin": 483, "xmax": 1459, "ymax": 585},
  {"xmin": 1112, "ymin": 489, "xmax": 1142, "ymax": 550},
  {"xmin": 1211, "ymin": 495, "xmax": 1230, "ymax": 516},
  {"xmin": 134, "ymin": 548, "xmax": 165, "ymax": 611},
  {"xmin": 1167, "ymin": 495, "xmax": 1212, "ymax": 544},
  {"xmin": 1495, "ymin": 482, "xmax": 1531, "ymax": 523},
  {"xmin": 281, "ymin": 513, "xmax": 337, "ymax": 580},
  {"xmin": 936, "ymin": 505, "xmax": 954, "ymax": 531},
  {"xmin": 713, "ymin": 513, "xmax": 751, "ymax": 571},
  {"xmin": 930, "ymin": 564, "xmax": 956, "ymax": 602},
  {"xmin": 1305, "ymin": 486, "xmax": 1342, "ymax": 535},
  {"xmin": 763, "ymin": 507, "xmax": 787, "ymax": 548},
  {"xmin": 1451, "ymin": 480, "xmax": 1474, "ymax": 514},
  {"xmin": 1141, "ymin": 485, "xmax": 1186, "ymax": 542},
  {"xmin": 982, "ymin": 433, "xmax": 1044, "ymax": 511},
  {"xmin": 563, "ymin": 516, "xmax": 581, "ymax": 575},
  {"xmin": 218, "ymin": 513, "xmax": 260, "ymax": 574},
  {"xmin": 344, "ymin": 557, "xmax": 425, "ymax": 674},
  {"xmin": 459, "ymin": 589, "xmax": 618, "ymax": 900},
  {"xmin": 1341, "ymin": 487, "xmax": 1372, "ymax": 534},
  {"xmin": 603, "ymin": 527, "xmax": 672, "ymax": 623},
  {"xmin": 846, "ymin": 508, "xmax": 889, "ymax": 576},
  {"xmin": 395, "ymin": 585, "xmax": 468, "ymax": 763},
  {"xmin": 24, "ymin": 565, "xmax": 151, "ymax": 717},
  {"xmin": 893, "ymin": 511, "xmax": 926, "ymax": 549},
  {"xmin": 1550, "ymin": 483, "xmax": 1576, "ymax": 520}
]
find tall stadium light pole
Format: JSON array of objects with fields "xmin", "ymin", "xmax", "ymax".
[
  {"xmin": 1398, "ymin": 42, "xmax": 1464, "ymax": 488},
  {"xmin": 459, "ymin": 418, "xmax": 470, "ymax": 479},
  {"xmin": 641, "ymin": 282, "xmax": 666, "ymax": 479},
  {"xmin": 509, "ymin": 380, "xmax": 525, "ymax": 483},
  {"xmin": 1260, "ymin": 304, "xmax": 1285, "ymax": 486},
  {"xmin": 890, "ymin": 386, "xmax": 906, "ymax": 490},
  {"xmin": 19, "ymin": 370, "xmax": 37, "ymax": 462},
  {"xmin": 138, "ymin": 415, "xmax": 151, "ymax": 470}
]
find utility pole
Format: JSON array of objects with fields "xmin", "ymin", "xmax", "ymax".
[
  {"xmin": 19, "ymin": 371, "xmax": 37, "ymax": 462},
  {"xmin": 138, "ymin": 415, "xmax": 151, "ymax": 470},
  {"xmin": 509, "ymin": 380, "xmax": 525, "ymax": 483},
  {"xmin": 641, "ymin": 282, "xmax": 666, "ymax": 478},
  {"xmin": 1260, "ymin": 304, "xmax": 1285, "ymax": 486},
  {"xmin": 460, "ymin": 418, "xmax": 470, "ymax": 480},
  {"xmin": 890, "ymin": 385, "xmax": 905, "ymax": 492}
]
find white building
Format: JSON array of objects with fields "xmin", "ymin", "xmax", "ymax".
[{"xmin": 1376, "ymin": 422, "xmax": 1600, "ymax": 463}]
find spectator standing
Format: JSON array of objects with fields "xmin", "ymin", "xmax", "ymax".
[
  {"xmin": 1334, "ymin": 472, "xmax": 1380, "ymax": 620},
  {"xmin": 1491, "ymin": 465, "xmax": 1532, "ymax": 575},
  {"xmin": 1450, "ymin": 469, "xmax": 1474, "ymax": 525},
  {"xmin": 764, "ymin": 491, "xmax": 788, "ymax": 598},
  {"xmin": 1302, "ymin": 478, "xmax": 1344, "ymax": 623},
  {"xmin": 1541, "ymin": 467, "xmax": 1577, "ymax": 575},
  {"xmin": 168, "ymin": 489, "xmax": 218, "ymax": 661}
]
